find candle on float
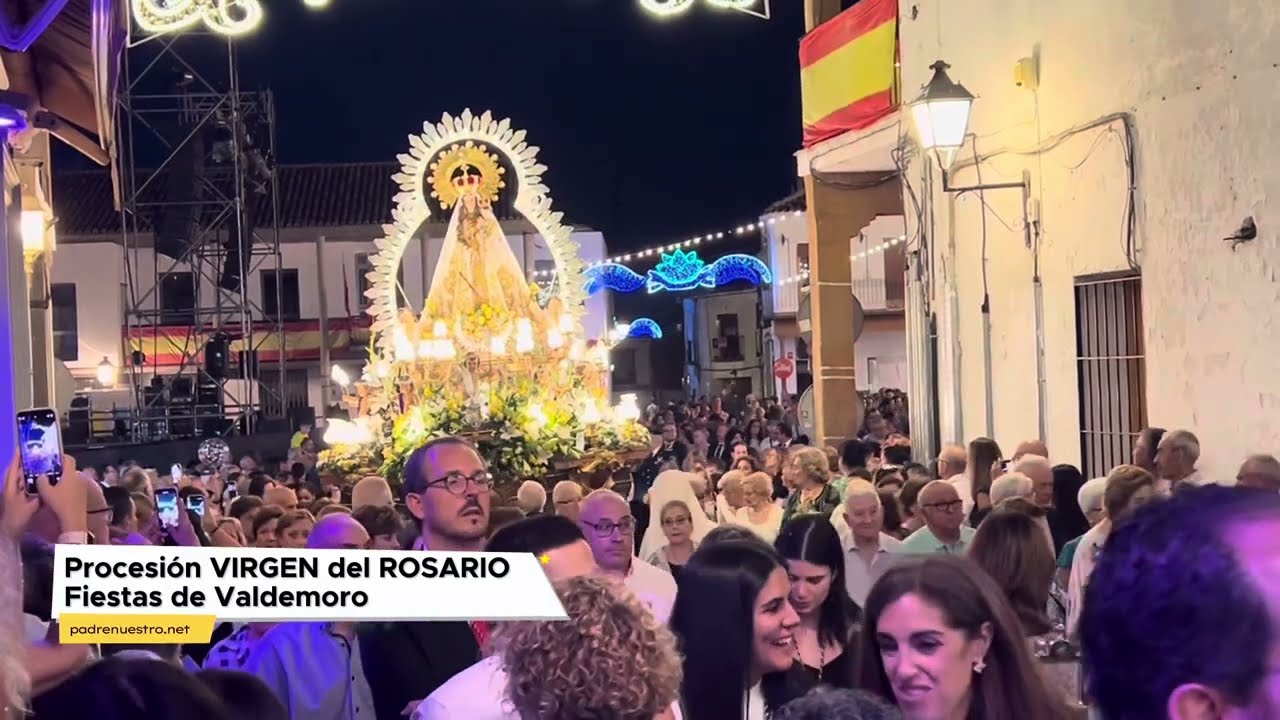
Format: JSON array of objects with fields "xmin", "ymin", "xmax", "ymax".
[
  {"xmin": 515, "ymin": 318, "xmax": 535, "ymax": 353},
  {"xmin": 547, "ymin": 328, "xmax": 564, "ymax": 349},
  {"xmin": 433, "ymin": 320, "xmax": 448, "ymax": 339},
  {"xmin": 614, "ymin": 393, "xmax": 641, "ymax": 422},
  {"xmin": 581, "ymin": 401, "xmax": 603, "ymax": 424}
]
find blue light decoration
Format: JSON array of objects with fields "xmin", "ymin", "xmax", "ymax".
[
  {"xmin": 644, "ymin": 249, "xmax": 773, "ymax": 294},
  {"xmin": 583, "ymin": 263, "xmax": 646, "ymax": 295},
  {"xmin": 627, "ymin": 318, "xmax": 663, "ymax": 339},
  {"xmin": 583, "ymin": 250, "xmax": 773, "ymax": 295}
]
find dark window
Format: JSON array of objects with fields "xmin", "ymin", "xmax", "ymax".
[
  {"xmin": 261, "ymin": 269, "xmax": 301, "ymax": 321},
  {"xmin": 796, "ymin": 241, "xmax": 810, "ymax": 283},
  {"xmin": 51, "ymin": 283, "xmax": 78, "ymax": 362},
  {"xmin": 1075, "ymin": 273, "xmax": 1147, "ymax": 479},
  {"xmin": 714, "ymin": 313, "xmax": 743, "ymax": 362},
  {"xmin": 160, "ymin": 272, "xmax": 197, "ymax": 324}
]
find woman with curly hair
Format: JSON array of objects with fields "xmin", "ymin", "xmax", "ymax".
[
  {"xmin": 498, "ymin": 575, "xmax": 682, "ymax": 720},
  {"xmin": 781, "ymin": 447, "xmax": 842, "ymax": 524}
]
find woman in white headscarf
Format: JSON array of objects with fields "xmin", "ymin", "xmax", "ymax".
[{"xmin": 638, "ymin": 471, "xmax": 717, "ymax": 564}]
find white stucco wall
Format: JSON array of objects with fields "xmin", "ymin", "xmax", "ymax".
[{"xmin": 899, "ymin": 0, "xmax": 1280, "ymax": 482}]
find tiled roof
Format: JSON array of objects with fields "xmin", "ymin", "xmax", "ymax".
[{"xmin": 54, "ymin": 162, "xmax": 522, "ymax": 237}]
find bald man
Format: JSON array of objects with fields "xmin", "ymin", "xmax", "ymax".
[
  {"xmin": 1236, "ymin": 454, "xmax": 1280, "ymax": 492},
  {"xmin": 1012, "ymin": 440, "xmax": 1049, "ymax": 462},
  {"xmin": 1012, "ymin": 454, "xmax": 1054, "ymax": 508},
  {"xmin": 937, "ymin": 444, "xmax": 971, "ymax": 516},
  {"xmin": 243, "ymin": 513, "xmax": 374, "ymax": 719},
  {"xmin": 308, "ymin": 513, "xmax": 371, "ymax": 550},
  {"xmin": 577, "ymin": 489, "xmax": 677, "ymax": 622},
  {"xmin": 262, "ymin": 485, "xmax": 298, "ymax": 511},
  {"xmin": 896, "ymin": 480, "xmax": 975, "ymax": 555}
]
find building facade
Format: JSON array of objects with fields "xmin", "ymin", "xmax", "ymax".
[
  {"xmin": 682, "ymin": 288, "xmax": 766, "ymax": 405},
  {"xmin": 760, "ymin": 200, "xmax": 908, "ymax": 401},
  {"xmin": 51, "ymin": 163, "xmax": 610, "ymax": 429},
  {"xmin": 888, "ymin": 0, "xmax": 1279, "ymax": 480}
]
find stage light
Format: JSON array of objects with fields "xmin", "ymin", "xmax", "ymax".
[{"xmin": 96, "ymin": 358, "xmax": 116, "ymax": 388}]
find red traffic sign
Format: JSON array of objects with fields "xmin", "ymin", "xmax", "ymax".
[{"xmin": 773, "ymin": 357, "xmax": 795, "ymax": 380}]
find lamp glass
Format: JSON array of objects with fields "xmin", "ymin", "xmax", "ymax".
[
  {"xmin": 910, "ymin": 97, "xmax": 972, "ymax": 159},
  {"xmin": 96, "ymin": 358, "xmax": 115, "ymax": 387},
  {"xmin": 20, "ymin": 211, "xmax": 45, "ymax": 254}
]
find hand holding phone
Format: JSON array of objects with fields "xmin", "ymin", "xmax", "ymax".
[
  {"xmin": 156, "ymin": 487, "xmax": 180, "ymax": 530},
  {"xmin": 187, "ymin": 493, "xmax": 206, "ymax": 517},
  {"xmin": 18, "ymin": 408, "xmax": 63, "ymax": 495}
]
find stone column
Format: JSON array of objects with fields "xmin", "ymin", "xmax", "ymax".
[{"xmin": 803, "ymin": 172, "xmax": 903, "ymax": 446}]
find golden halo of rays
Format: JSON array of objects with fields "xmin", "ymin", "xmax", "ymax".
[{"xmin": 428, "ymin": 141, "xmax": 507, "ymax": 209}]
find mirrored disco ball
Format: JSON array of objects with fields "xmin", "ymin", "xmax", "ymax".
[{"xmin": 198, "ymin": 438, "xmax": 233, "ymax": 467}]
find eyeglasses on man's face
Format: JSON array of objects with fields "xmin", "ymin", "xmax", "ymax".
[
  {"xmin": 582, "ymin": 517, "xmax": 636, "ymax": 537},
  {"xmin": 424, "ymin": 471, "xmax": 493, "ymax": 496},
  {"xmin": 923, "ymin": 499, "xmax": 963, "ymax": 513}
]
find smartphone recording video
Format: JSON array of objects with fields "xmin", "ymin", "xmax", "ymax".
[
  {"xmin": 18, "ymin": 408, "xmax": 63, "ymax": 494},
  {"xmin": 187, "ymin": 493, "xmax": 206, "ymax": 517},
  {"xmin": 156, "ymin": 487, "xmax": 180, "ymax": 529}
]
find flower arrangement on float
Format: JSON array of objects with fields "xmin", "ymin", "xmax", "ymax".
[{"xmin": 315, "ymin": 110, "xmax": 652, "ymax": 493}]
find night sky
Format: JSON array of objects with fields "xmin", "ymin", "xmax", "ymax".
[{"xmin": 228, "ymin": 0, "xmax": 806, "ymax": 253}]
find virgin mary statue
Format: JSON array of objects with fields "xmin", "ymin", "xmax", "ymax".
[{"xmin": 425, "ymin": 172, "xmax": 543, "ymax": 325}]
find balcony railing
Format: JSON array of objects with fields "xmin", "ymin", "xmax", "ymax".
[{"xmin": 853, "ymin": 275, "xmax": 904, "ymax": 311}]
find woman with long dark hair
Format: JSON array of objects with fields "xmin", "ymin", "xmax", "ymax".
[
  {"xmin": 774, "ymin": 516, "xmax": 860, "ymax": 690},
  {"xmin": 856, "ymin": 555, "xmax": 1073, "ymax": 720},
  {"xmin": 670, "ymin": 540, "xmax": 803, "ymax": 719},
  {"xmin": 966, "ymin": 438, "xmax": 1002, "ymax": 527},
  {"xmin": 1047, "ymin": 464, "xmax": 1088, "ymax": 554}
]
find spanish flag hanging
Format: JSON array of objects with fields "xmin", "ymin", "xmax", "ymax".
[{"xmin": 800, "ymin": 0, "xmax": 898, "ymax": 148}]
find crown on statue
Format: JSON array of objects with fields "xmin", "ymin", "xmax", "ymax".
[
  {"xmin": 452, "ymin": 172, "xmax": 483, "ymax": 190},
  {"xmin": 430, "ymin": 142, "xmax": 506, "ymax": 209}
]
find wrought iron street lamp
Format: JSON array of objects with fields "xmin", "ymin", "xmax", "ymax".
[{"xmin": 909, "ymin": 61, "xmax": 974, "ymax": 170}]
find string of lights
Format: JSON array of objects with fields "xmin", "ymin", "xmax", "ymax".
[
  {"xmin": 528, "ymin": 209, "xmax": 805, "ymax": 280},
  {"xmin": 770, "ymin": 235, "xmax": 908, "ymax": 286}
]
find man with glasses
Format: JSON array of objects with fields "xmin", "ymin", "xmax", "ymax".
[
  {"xmin": 895, "ymin": 480, "xmax": 975, "ymax": 555},
  {"xmin": 360, "ymin": 436, "xmax": 493, "ymax": 720},
  {"xmin": 577, "ymin": 489, "xmax": 677, "ymax": 622}
]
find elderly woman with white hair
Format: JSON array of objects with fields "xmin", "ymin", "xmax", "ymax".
[
  {"xmin": 735, "ymin": 472, "xmax": 784, "ymax": 543},
  {"xmin": 1054, "ymin": 476, "xmax": 1107, "ymax": 591}
]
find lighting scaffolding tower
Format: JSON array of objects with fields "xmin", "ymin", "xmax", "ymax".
[{"xmin": 117, "ymin": 33, "xmax": 286, "ymax": 440}]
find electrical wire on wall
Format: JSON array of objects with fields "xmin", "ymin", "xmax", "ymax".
[{"xmin": 949, "ymin": 112, "xmax": 1140, "ymax": 270}]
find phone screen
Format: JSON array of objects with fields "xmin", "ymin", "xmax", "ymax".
[
  {"xmin": 18, "ymin": 408, "xmax": 63, "ymax": 494},
  {"xmin": 156, "ymin": 488, "xmax": 180, "ymax": 529},
  {"xmin": 187, "ymin": 493, "xmax": 205, "ymax": 517},
  {"xmin": 224, "ymin": 485, "xmax": 239, "ymax": 502}
]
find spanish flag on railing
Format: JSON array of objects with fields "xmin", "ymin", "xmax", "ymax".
[{"xmin": 800, "ymin": 0, "xmax": 898, "ymax": 148}]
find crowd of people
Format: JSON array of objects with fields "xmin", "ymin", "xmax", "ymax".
[{"xmin": 2, "ymin": 391, "xmax": 1279, "ymax": 720}]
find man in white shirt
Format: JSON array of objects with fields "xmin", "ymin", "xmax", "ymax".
[
  {"xmin": 578, "ymin": 489, "xmax": 677, "ymax": 623},
  {"xmin": 1155, "ymin": 429, "xmax": 1208, "ymax": 489},
  {"xmin": 840, "ymin": 479, "xmax": 901, "ymax": 607},
  {"xmin": 936, "ymin": 444, "xmax": 970, "ymax": 516}
]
